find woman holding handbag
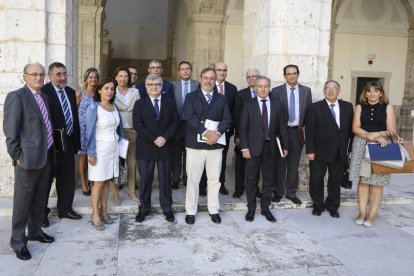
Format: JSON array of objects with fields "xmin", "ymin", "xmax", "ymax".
[{"xmin": 349, "ymin": 81, "xmax": 397, "ymax": 227}]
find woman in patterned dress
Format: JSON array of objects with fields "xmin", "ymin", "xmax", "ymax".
[
  {"xmin": 76, "ymin": 68, "xmax": 99, "ymax": 196},
  {"xmin": 349, "ymin": 81, "xmax": 397, "ymax": 227}
]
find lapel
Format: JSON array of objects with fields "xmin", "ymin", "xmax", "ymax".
[
  {"xmin": 197, "ymin": 90, "xmax": 210, "ymax": 107},
  {"xmin": 282, "ymin": 85, "xmax": 289, "ymax": 109},
  {"xmin": 48, "ymin": 83, "xmax": 66, "ymax": 123},
  {"xmin": 158, "ymin": 95, "xmax": 168, "ymax": 121},
  {"xmin": 23, "ymin": 86, "xmax": 44, "ymax": 123},
  {"xmin": 298, "ymin": 85, "xmax": 306, "ymax": 123},
  {"xmin": 322, "ymin": 100, "xmax": 339, "ymax": 129},
  {"xmin": 269, "ymin": 99, "xmax": 277, "ymax": 129},
  {"xmin": 190, "ymin": 79, "xmax": 199, "ymax": 92},
  {"xmin": 254, "ymin": 98, "xmax": 264, "ymax": 130},
  {"xmin": 338, "ymin": 100, "xmax": 346, "ymax": 130},
  {"xmin": 145, "ymin": 96, "xmax": 158, "ymax": 121},
  {"xmin": 175, "ymin": 81, "xmax": 183, "ymax": 107}
]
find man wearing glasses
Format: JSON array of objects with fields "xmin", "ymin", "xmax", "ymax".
[
  {"xmin": 42, "ymin": 62, "xmax": 82, "ymax": 226},
  {"xmin": 129, "ymin": 66, "xmax": 139, "ymax": 89},
  {"xmin": 271, "ymin": 64, "xmax": 312, "ymax": 205},
  {"xmin": 137, "ymin": 60, "xmax": 174, "ymax": 99},
  {"xmin": 4, "ymin": 63, "xmax": 55, "ymax": 260}
]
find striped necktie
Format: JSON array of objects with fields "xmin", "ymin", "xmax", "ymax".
[
  {"xmin": 59, "ymin": 90, "xmax": 73, "ymax": 135},
  {"xmin": 34, "ymin": 93, "xmax": 53, "ymax": 149},
  {"xmin": 205, "ymin": 93, "xmax": 212, "ymax": 104}
]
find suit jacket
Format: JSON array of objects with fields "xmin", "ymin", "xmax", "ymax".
[
  {"xmin": 3, "ymin": 86, "xmax": 52, "ymax": 169},
  {"xmin": 137, "ymin": 79, "xmax": 174, "ymax": 100},
  {"xmin": 239, "ymin": 97, "xmax": 288, "ymax": 157},
  {"xmin": 183, "ymin": 89, "xmax": 232, "ymax": 150},
  {"xmin": 216, "ymin": 81, "xmax": 237, "ymax": 137},
  {"xmin": 234, "ymin": 87, "xmax": 256, "ymax": 139},
  {"xmin": 270, "ymin": 83, "xmax": 312, "ymax": 126},
  {"xmin": 171, "ymin": 78, "xmax": 200, "ymax": 118},
  {"xmin": 305, "ymin": 99, "xmax": 354, "ymax": 163},
  {"xmin": 41, "ymin": 82, "xmax": 80, "ymax": 153},
  {"xmin": 133, "ymin": 94, "xmax": 179, "ymax": 160}
]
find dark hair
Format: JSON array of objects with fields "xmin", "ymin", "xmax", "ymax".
[
  {"xmin": 82, "ymin": 68, "xmax": 99, "ymax": 89},
  {"xmin": 178, "ymin": 61, "xmax": 192, "ymax": 70},
  {"xmin": 283, "ymin": 64, "xmax": 300, "ymax": 75},
  {"xmin": 128, "ymin": 65, "xmax": 138, "ymax": 71},
  {"xmin": 359, "ymin": 81, "xmax": 389, "ymax": 105},
  {"xmin": 113, "ymin": 66, "xmax": 132, "ymax": 88},
  {"xmin": 324, "ymin": 80, "xmax": 341, "ymax": 89},
  {"xmin": 48, "ymin": 62, "xmax": 66, "ymax": 75},
  {"xmin": 200, "ymin": 67, "xmax": 216, "ymax": 78},
  {"xmin": 93, "ymin": 78, "xmax": 115, "ymax": 104}
]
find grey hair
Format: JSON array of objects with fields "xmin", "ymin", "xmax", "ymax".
[
  {"xmin": 23, "ymin": 63, "xmax": 44, "ymax": 74},
  {"xmin": 246, "ymin": 68, "xmax": 260, "ymax": 76},
  {"xmin": 324, "ymin": 80, "xmax": 341, "ymax": 89},
  {"xmin": 146, "ymin": 74, "xmax": 163, "ymax": 83},
  {"xmin": 255, "ymin": 75, "xmax": 271, "ymax": 85}
]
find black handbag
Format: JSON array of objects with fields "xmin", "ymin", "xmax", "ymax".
[{"xmin": 341, "ymin": 159, "xmax": 352, "ymax": 189}]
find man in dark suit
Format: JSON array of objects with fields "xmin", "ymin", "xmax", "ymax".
[
  {"xmin": 171, "ymin": 61, "xmax": 200, "ymax": 189},
  {"xmin": 3, "ymin": 63, "xmax": 55, "ymax": 260},
  {"xmin": 183, "ymin": 67, "xmax": 232, "ymax": 225},
  {"xmin": 129, "ymin": 66, "xmax": 139, "ymax": 89},
  {"xmin": 133, "ymin": 74, "xmax": 179, "ymax": 223},
  {"xmin": 233, "ymin": 68, "xmax": 261, "ymax": 198},
  {"xmin": 305, "ymin": 80, "xmax": 354, "ymax": 218},
  {"xmin": 240, "ymin": 75, "xmax": 288, "ymax": 223},
  {"xmin": 137, "ymin": 59, "xmax": 174, "ymax": 99},
  {"xmin": 271, "ymin": 64, "xmax": 312, "ymax": 204},
  {"xmin": 199, "ymin": 62, "xmax": 237, "ymax": 196},
  {"xmin": 42, "ymin": 62, "xmax": 82, "ymax": 224}
]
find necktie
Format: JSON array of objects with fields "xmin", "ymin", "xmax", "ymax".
[
  {"xmin": 59, "ymin": 90, "xmax": 73, "ymax": 135},
  {"xmin": 35, "ymin": 93, "xmax": 53, "ymax": 149},
  {"xmin": 154, "ymin": 98, "xmax": 160, "ymax": 119},
  {"xmin": 288, "ymin": 87, "xmax": 295, "ymax": 123},
  {"xmin": 330, "ymin": 104, "xmax": 336, "ymax": 121},
  {"xmin": 219, "ymin": 84, "xmax": 224, "ymax": 94},
  {"xmin": 205, "ymin": 93, "xmax": 212, "ymax": 104},
  {"xmin": 252, "ymin": 90, "xmax": 257, "ymax": 98},
  {"xmin": 183, "ymin": 81, "xmax": 188, "ymax": 104},
  {"xmin": 261, "ymin": 99, "xmax": 269, "ymax": 140}
]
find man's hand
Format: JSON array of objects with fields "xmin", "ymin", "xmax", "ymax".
[
  {"xmin": 283, "ymin": 150, "xmax": 288, "ymax": 158},
  {"xmin": 88, "ymin": 156, "xmax": 97, "ymax": 166},
  {"xmin": 154, "ymin": 136, "xmax": 167, "ymax": 147},
  {"xmin": 242, "ymin": 149, "xmax": 251, "ymax": 159},
  {"xmin": 204, "ymin": 130, "xmax": 219, "ymax": 145},
  {"xmin": 16, "ymin": 160, "xmax": 20, "ymax": 166},
  {"xmin": 234, "ymin": 138, "xmax": 240, "ymax": 147},
  {"xmin": 306, "ymin": 153, "xmax": 315, "ymax": 161}
]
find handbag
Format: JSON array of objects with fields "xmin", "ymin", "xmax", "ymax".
[
  {"xmin": 364, "ymin": 134, "xmax": 406, "ymax": 169},
  {"xmin": 298, "ymin": 125, "xmax": 306, "ymax": 145},
  {"xmin": 372, "ymin": 140, "xmax": 414, "ymax": 174}
]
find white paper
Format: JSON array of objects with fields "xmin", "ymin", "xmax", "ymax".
[
  {"xmin": 276, "ymin": 137, "xmax": 284, "ymax": 157},
  {"xmin": 119, "ymin": 138, "xmax": 129, "ymax": 159},
  {"xmin": 197, "ymin": 119, "xmax": 226, "ymax": 145}
]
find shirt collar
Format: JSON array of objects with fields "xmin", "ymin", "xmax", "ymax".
[{"xmin": 325, "ymin": 99, "xmax": 338, "ymax": 106}]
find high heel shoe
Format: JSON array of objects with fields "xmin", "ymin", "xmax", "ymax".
[
  {"xmin": 363, "ymin": 220, "xmax": 376, "ymax": 228},
  {"xmin": 91, "ymin": 215, "xmax": 105, "ymax": 231},
  {"xmin": 128, "ymin": 191, "xmax": 139, "ymax": 202},
  {"xmin": 354, "ymin": 219, "xmax": 365, "ymax": 225},
  {"xmin": 82, "ymin": 181, "xmax": 91, "ymax": 196},
  {"xmin": 112, "ymin": 194, "xmax": 121, "ymax": 206},
  {"xmin": 102, "ymin": 215, "xmax": 114, "ymax": 225}
]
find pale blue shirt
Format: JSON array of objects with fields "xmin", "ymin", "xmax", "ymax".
[{"xmin": 286, "ymin": 83, "xmax": 299, "ymax": 126}]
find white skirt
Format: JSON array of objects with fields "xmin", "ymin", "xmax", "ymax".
[{"xmin": 88, "ymin": 140, "xmax": 119, "ymax": 181}]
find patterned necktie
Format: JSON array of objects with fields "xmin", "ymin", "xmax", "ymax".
[
  {"xmin": 35, "ymin": 93, "xmax": 53, "ymax": 149},
  {"xmin": 59, "ymin": 90, "xmax": 73, "ymax": 135},
  {"xmin": 219, "ymin": 84, "xmax": 224, "ymax": 94},
  {"xmin": 288, "ymin": 87, "xmax": 295, "ymax": 123},
  {"xmin": 183, "ymin": 81, "xmax": 188, "ymax": 104},
  {"xmin": 205, "ymin": 93, "xmax": 212, "ymax": 104},
  {"xmin": 154, "ymin": 98, "xmax": 160, "ymax": 119},
  {"xmin": 261, "ymin": 99, "xmax": 269, "ymax": 140},
  {"xmin": 330, "ymin": 104, "xmax": 336, "ymax": 121}
]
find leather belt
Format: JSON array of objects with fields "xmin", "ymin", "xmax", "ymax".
[{"xmin": 287, "ymin": 126, "xmax": 298, "ymax": 129}]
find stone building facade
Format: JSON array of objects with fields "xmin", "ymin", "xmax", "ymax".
[{"xmin": 1, "ymin": 0, "xmax": 413, "ymax": 197}]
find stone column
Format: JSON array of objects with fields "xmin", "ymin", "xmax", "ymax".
[
  {"xmin": 77, "ymin": 0, "xmax": 106, "ymax": 88},
  {"xmin": 0, "ymin": 0, "xmax": 77, "ymax": 197},
  {"xmin": 398, "ymin": 29, "xmax": 414, "ymax": 140},
  {"xmin": 243, "ymin": 0, "xmax": 332, "ymax": 191}
]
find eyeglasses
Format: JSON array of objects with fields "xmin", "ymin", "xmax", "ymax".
[
  {"xmin": 146, "ymin": 83, "xmax": 162, "ymax": 87},
  {"xmin": 285, "ymin": 73, "xmax": 298, "ymax": 77},
  {"xmin": 25, "ymin": 72, "xmax": 45, "ymax": 78},
  {"xmin": 324, "ymin": 87, "xmax": 339, "ymax": 92},
  {"xmin": 149, "ymin": 66, "xmax": 162, "ymax": 70},
  {"xmin": 247, "ymin": 75, "xmax": 259, "ymax": 79},
  {"xmin": 215, "ymin": 69, "xmax": 228, "ymax": 72}
]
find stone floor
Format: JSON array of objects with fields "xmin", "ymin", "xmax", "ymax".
[{"xmin": 0, "ymin": 174, "xmax": 413, "ymax": 275}]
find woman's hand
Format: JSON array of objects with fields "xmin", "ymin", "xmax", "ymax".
[
  {"xmin": 375, "ymin": 136, "xmax": 388, "ymax": 147},
  {"xmin": 88, "ymin": 156, "xmax": 97, "ymax": 166},
  {"xmin": 366, "ymin": 132, "xmax": 379, "ymax": 141}
]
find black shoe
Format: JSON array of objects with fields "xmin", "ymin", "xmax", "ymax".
[
  {"xmin": 14, "ymin": 246, "xmax": 31, "ymax": 260},
  {"xmin": 199, "ymin": 189, "xmax": 207, "ymax": 197},
  {"xmin": 286, "ymin": 196, "xmax": 302, "ymax": 205},
  {"xmin": 82, "ymin": 181, "xmax": 91, "ymax": 196},
  {"xmin": 28, "ymin": 232, "xmax": 55, "ymax": 243},
  {"xmin": 164, "ymin": 211, "xmax": 175, "ymax": 222},
  {"xmin": 172, "ymin": 181, "xmax": 179, "ymax": 190},
  {"xmin": 232, "ymin": 191, "xmax": 243, "ymax": 199},
  {"xmin": 135, "ymin": 211, "xmax": 148, "ymax": 222},
  {"xmin": 245, "ymin": 210, "xmax": 255, "ymax": 222},
  {"xmin": 312, "ymin": 208, "xmax": 322, "ymax": 216},
  {"xmin": 185, "ymin": 215, "xmax": 195, "ymax": 224},
  {"xmin": 329, "ymin": 210, "xmax": 340, "ymax": 218},
  {"xmin": 118, "ymin": 184, "xmax": 124, "ymax": 190},
  {"xmin": 209, "ymin": 213, "xmax": 221, "ymax": 224},
  {"xmin": 256, "ymin": 190, "xmax": 262, "ymax": 199},
  {"xmin": 59, "ymin": 210, "xmax": 82, "ymax": 220},
  {"xmin": 182, "ymin": 178, "xmax": 187, "ymax": 186},
  {"xmin": 272, "ymin": 195, "xmax": 281, "ymax": 203},
  {"xmin": 261, "ymin": 210, "xmax": 276, "ymax": 222},
  {"xmin": 41, "ymin": 216, "xmax": 49, "ymax": 228},
  {"xmin": 219, "ymin": 185, "xmax": 228, "ymax": 195}
]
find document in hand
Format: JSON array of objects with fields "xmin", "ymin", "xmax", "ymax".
[
  {"xmin": 276, "ymin": 137, "xmax": 284, "ymax": 157},
  {"xmin": 197, "ymin": 119, "xmax": 226, "ymax": 145},
  {"xmin": 119, "ymin": 138, "xmax": 129, "ymax": 159}
]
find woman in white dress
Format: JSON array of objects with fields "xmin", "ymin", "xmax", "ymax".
[{"xmin": 86, "ymin": 79, "xmax": 125, "ymax": 230}]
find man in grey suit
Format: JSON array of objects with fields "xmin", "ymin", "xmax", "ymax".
[
  {"xmin": 3, "ymin": 63, "xmax": 55, "ymax": 260},
  {"xmin": 271, "ymin": 64, "xmax": 312, "ymax": 204},
  {"xmin": 171, "ymin": 61, "xmax": 199, "ymax": 189}
]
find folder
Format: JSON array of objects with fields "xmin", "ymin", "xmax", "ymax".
[{"xmin": 367, "ymin": 143, "xmax": 402, "ymax": 161}]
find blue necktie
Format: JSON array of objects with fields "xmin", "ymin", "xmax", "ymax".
[
  {"xmin": 59, "ymin": 90, "xmax": 73, "ymax": 135},
  {"xmin": 330, "ymin": 104, "xmax": 336, "ymax": 122},
  {"xmin": 252, "ymin": 90, "xmax": 257, "ymax": 98},
  {"xmin": 154, "ymin": 98, "xmax": 160, "ymax": 119},
  {"xmin": 288, "ymin": 87, "xmax": 295, "ymax": 123},
  {"xmin": 183, "ymin": 81, "xmax": 188, "ymax": 104},
  {"xmin": 205, "ymin": 93, "xmax": 212, "ymax": 104}
]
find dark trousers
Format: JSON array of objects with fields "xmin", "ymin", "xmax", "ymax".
[
  {"xmin": 309, "ymin": 152, "xmax": 343, "ymax": 212},
  {"xmin": 11, "ymin": 150, "xmax": 52, "ymax": 250},
  {"xmin": 273, "ymin": 127, "xmax": 303, "ymax": 198},
  {"xmin": 46, "ymin": 137, "xmax": 75, "ymax": 216},
  {"xmin": 138, "ymin": 160, "xmax": 172, "ymax": 213},
  {"xmin": 171, "ymin": 121, "xmax": 187, "ymax": 184},
  {"xmin": 199, "ymin": 133, "xmax": 231, "ymax": 190},
  {"xmin": 245, "ymin": 142, "xmax": 275, "ymax": 211},
  {"xmin": 234, "ymin": 145, "xmax": 246, "ymax": 194}
]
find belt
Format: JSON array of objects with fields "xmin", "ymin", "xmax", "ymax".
[{"xmin": 287, "ymin": 126, "xmax": 299, "ymax": 129}]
